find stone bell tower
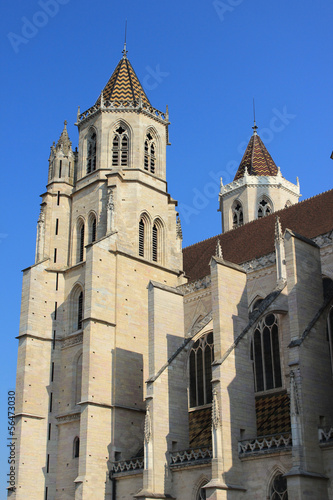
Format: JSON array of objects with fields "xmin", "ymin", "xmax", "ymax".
[
  {"xmin": 12, "ymin": 45, "xmax": 185, "ymax": 500},
  {"xmin": 219, "ymin": 121, "xmax": 300, "ymax": 233}
]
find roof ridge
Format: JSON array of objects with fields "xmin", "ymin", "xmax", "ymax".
[{"xmin": 182, "ymin": 189, "xmax": 333, "ymax": 251}]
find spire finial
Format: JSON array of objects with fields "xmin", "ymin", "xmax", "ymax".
[
  {"xmin": 64, "ymin": 120, "xmax": 67, "ymax": 128},
  {"xmin": 252, "ymin": 98, "xmax": 258, "ymax": 135},
  {"xmin": 122, "ymin": 20, "xmax": 128, "ymax": 58}
]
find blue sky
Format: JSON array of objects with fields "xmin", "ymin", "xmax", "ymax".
[{"xmin": 0, "ymin": 0, "xmax": 332, "ymax": 493}]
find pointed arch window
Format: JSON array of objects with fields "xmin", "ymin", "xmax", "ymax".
[
  {"xmin": 144, "ymin": 132, "xmax": 156, "ymax": 174},
  {"xmin": 112, "ymin": 126, "xmax": 129, "ymax": 167},
  {"xmin": 139, "ymin": 219, "xmax": 145, "ymax": 257},
  {"xmin": 269, "ymin": 473, "xmax": 288, "ymax": 499},
  {"xmin": 77, "ymin": 222, "xmax": 85, "ymax": 263},
  {"xmin": 78, "ymin": 292, "xmax": 83, "ymax": 330},
  {"xmin": 152, "ymin": 224, "xmax": 157, "ymax": 262},
  {"xmin": 73, "ymin": 437, "xmax": 80, "ymax": 458},
  {"xmin": 189, "ymin": 332, "xmax": 214, "ymax": 408},
  {"xmin": 88, "ymin": 213, "xmax": 97, "ymax": 243},
  {"xmin": 251, "ymin": 314, "xmax": 282, "ymax": 392},
  {"xmin": 197, "ymin": 482, "xmax": 207, "ymax": 500},
  {"xmin": 86, "ymin": 131, "xmax": 96, "ymax": 174},
  {"xmin": 258, "ymin": 198, "xmax": 272, "ymax": 218},
  {"xmin": 232, "ymin": 201, "xmax": 243, "ymax": 228}
]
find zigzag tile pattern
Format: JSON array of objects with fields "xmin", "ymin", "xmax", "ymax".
[
  {"xmin": 234, "ymin": 133, "xmax": 278, "ymax": 180},
  {"xmin": 95, "ymin": 57, "xmax": 150, "ymax": 107},
  {"xmin": 256, "ymin": 391, "xmax": 291, "ymax": 436}
]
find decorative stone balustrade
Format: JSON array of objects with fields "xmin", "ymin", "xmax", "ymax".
[
  {"xmin": 77, "ymin": 100, "xmax": 167, "ymax": 124},
  {"xmin": 238, "ymin": 433, "xmax": 292, "ymax": 457},
  {"xmin": 111, "ymin": 457, "xmax": 144, "ymax": 474},
  {"xmin": 170, "ymin": 447, "xmax": 212, "ymax": 468},
  {"xmin": 319, "ymin": 427, "xmax": 333, "ymax": 444}
]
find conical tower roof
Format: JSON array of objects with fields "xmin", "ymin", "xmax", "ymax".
[
  {"xmin": 95, "ymin": 51, "xmax": 150, "ymax": 107},
  {"xmin": 234, "ymin": 124, "xmax": 278, "ymax": 180}
]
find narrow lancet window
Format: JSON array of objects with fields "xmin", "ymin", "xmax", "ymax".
[
  {"xmin": 139, "ymin": 219, "xmax": 145, "ymax": 257},
  {"xmin": 86, "ymin": 131, "xmax": 96, "ymax": 174}
]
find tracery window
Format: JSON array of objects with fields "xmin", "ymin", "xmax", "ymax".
[
  {"xmin": 232, "ymin": 201, "xmax": 243, "ymax": 228},
  {"xmin": 112, "ymin": 126, "xmax": 129, "ymax": 167},
  {"xmin": 144, "ymin": 132, "xmax": 156, "ymax": 174},
  {"xmin": 86, "ymin": 131, "xmax": 96, "ymax": 174},
  {"xmin": 327, "ymin": 306, "xmax": 333, "ymax": 376},
  {"xmin": 73, "ymin": 436, "xmax": 80, "ymax": 458},
  {"xmin": 189, "ymin": 332, "xmax": 214, "ymax": 408},
  {"xmin": 270, "ymin": 473, "xmax": 288, "ymax": 499},
  {"xmin": 251, "ymin": 314, "xmax": 282, "ymax": 392},
  {"xmin": 258, "ymin": 198, "xmax": 272, "ymax": 218}
]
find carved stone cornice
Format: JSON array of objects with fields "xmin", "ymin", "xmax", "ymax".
[
  {"xmin": 61, "ymin": 333, "xmax": 83, "ymax": 349},
  {"xmin": 56, "ymin": 412, "xmax": 80, "ymax": 424}
]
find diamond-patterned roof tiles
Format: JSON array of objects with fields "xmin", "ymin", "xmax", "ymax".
[
  {"xmin": 234, "ymin": 132, "xmax": 278, "ymax": 180},
  {"xmin": 95, "ymin": 55, "xmax": 150, "ymax": 107}
]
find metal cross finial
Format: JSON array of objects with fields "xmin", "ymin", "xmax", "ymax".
[
  {"xmin": 252, "ymin": 98, "xmax": 258, "ymax": 135},
  {"xmin": 122, "ymin": 20, "xmax": 128, "ymax": 58}
]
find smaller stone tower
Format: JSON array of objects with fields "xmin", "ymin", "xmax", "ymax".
[{"xmin": 219, "ymin": 122, "xmax": 300, "ymax": 233}]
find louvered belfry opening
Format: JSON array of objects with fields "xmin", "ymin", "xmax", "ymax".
[{"xmin": 139, "ymin": 219, "xmax": 144, "ymax": 257}]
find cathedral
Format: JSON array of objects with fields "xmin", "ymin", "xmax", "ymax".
[{"xmin": 10, "ymin": 45, "xmax": 333, "ymax": 500}]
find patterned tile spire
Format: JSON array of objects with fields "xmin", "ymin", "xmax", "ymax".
[
  {"xmin": 95, "ymin": 48, "xmax": 150, "ymax": 107},
  {"xmin": 234, "ymin": 124, "xmax": 278, "ymax": 180}
]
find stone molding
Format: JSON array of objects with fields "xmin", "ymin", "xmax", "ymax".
[
  {"xmin": 55, "ymin": 412, "xmax": 80, "ymax": 424},
  {"xmin": 61, "ymin": 332, "xmax": 83, "ymax": 349}
]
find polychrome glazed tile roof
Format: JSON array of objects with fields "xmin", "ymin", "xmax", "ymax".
[
  {"xmin": 234, "ymin": 131, "xmax": 278, "ymax": 180},
  {"xmin": 95, "ymin": 55, "xmax": 150, "ymax": 107},
  {"xmin": 183, "ymin": 189, "xmax": 333, "ymax": 282}
]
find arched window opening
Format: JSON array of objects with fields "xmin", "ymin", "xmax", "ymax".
[
  {"xmin": 269, "ymin": 473, "xmax": 288, "ymax": 499},
  {"xmin": 73, "ymin": 436, "xmax": 80, "ymax": 458},
  {"xmin": 252, "ymin": 298, "xmax": 263, "ymax": 312},
  {"xmin": 258, "ymin": 199, "xmax": 272, "ymax": 218},
  {"xmin": 232, "ymin": 202, "xmax": 243, "ymax": 228},
  {"xmin": 139, "ymin": 219, "xmax": 145, "ymax": 257},
  {"xmin": 327, "ymin": 306, "xmax": 333, "ymax": 376},
  {"xmin": 78, "ymin": 223, "xmax": 85, "ymax": 263},
  {"xmin": 284, "ymin": 200, "xmax": 292, "ymax": 209},
  {"xmin": 92, "ymin": 218, "xmax": 96, "ymax": 242},
  {"xmin": 88, "ymin": 213, "xmax": 97, "ymax": 243},
  {"xmin": 78, "ymin": 292, "xmax": 83, "ymax": 330},
  {"xmin": 189, "ymin": 332, "xmax": 214, "ymax": 408},
  {"xmin": 152, "ymin": 224, "xmax": 158, "ymax": 262},
  {"xmin": 112, "ymin": 126, "xmax": 129, "ymax": 167},
  {"xmin": 86, "ymin": 131, "xmax": 96, "ymax": 174},
  {"xmin": 197, "ymin": 483, "xmax": 207, "ymax": 500},
  {"xmin": 251, "ymin": 314, "xmax": 282, "ymax": 392},
  {"xmin": 144, "ymin": 132, "xmax": 156, "ymax": 174}
]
